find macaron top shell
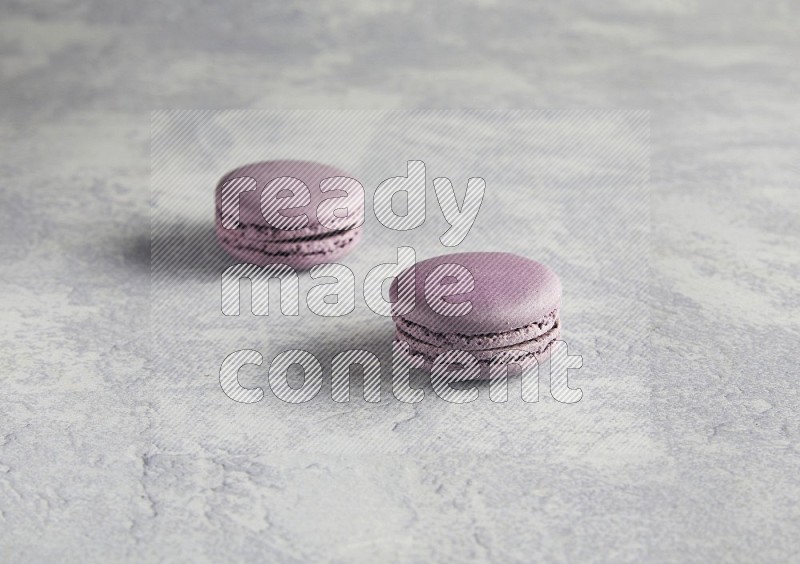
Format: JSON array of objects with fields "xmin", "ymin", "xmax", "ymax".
[
  {"xmin": 216, "ymin": 159, "xmax": 364, "ymax": 237},
  {"xmin": 391, "ymin": 252, "xmax": 561, "ymax": 336}
]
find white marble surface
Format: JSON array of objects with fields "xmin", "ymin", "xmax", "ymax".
[{"xmin": 1, "ymin": 1, "xmax": 799, "ymax": 562}]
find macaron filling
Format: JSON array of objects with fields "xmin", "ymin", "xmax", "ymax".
[
  {"xmin": 394, "ymin": 308, "xmax": 559, "ymax": 350},
  {"xmin": 221, "ymin": 227, "xmax": 362, "ymax": 259},
  {"xmin": 216, "ymin": 208, "xmax": 364, "ymax": 242},
  {"xmin": 397, "ymin": 316, "xmax": 560, "ymax": 366}
]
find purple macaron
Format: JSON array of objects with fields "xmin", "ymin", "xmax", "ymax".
[
  {"xmin": 215, "ymin": 160, "xmax": 364, "ymax": 269},
  {"xmin": 391, "ymin": 252, "xmax": 561, "ymax": 375}
]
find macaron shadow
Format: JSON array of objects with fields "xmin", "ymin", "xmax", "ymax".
[
  {"xmin": 289, "ymin": 326, "xmax": 430, "ymax": 404},
  {"xmin": 143, "ymin": 218, "xmax": 234, "ymax": 282},
  {"xmin": 289, "ymin": 326, "xmax": 508, "ymax": 405}
]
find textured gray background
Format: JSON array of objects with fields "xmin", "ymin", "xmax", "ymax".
[{"xmin": 1, "ymin": 1, "xmax": 799, "ymax": 562}]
